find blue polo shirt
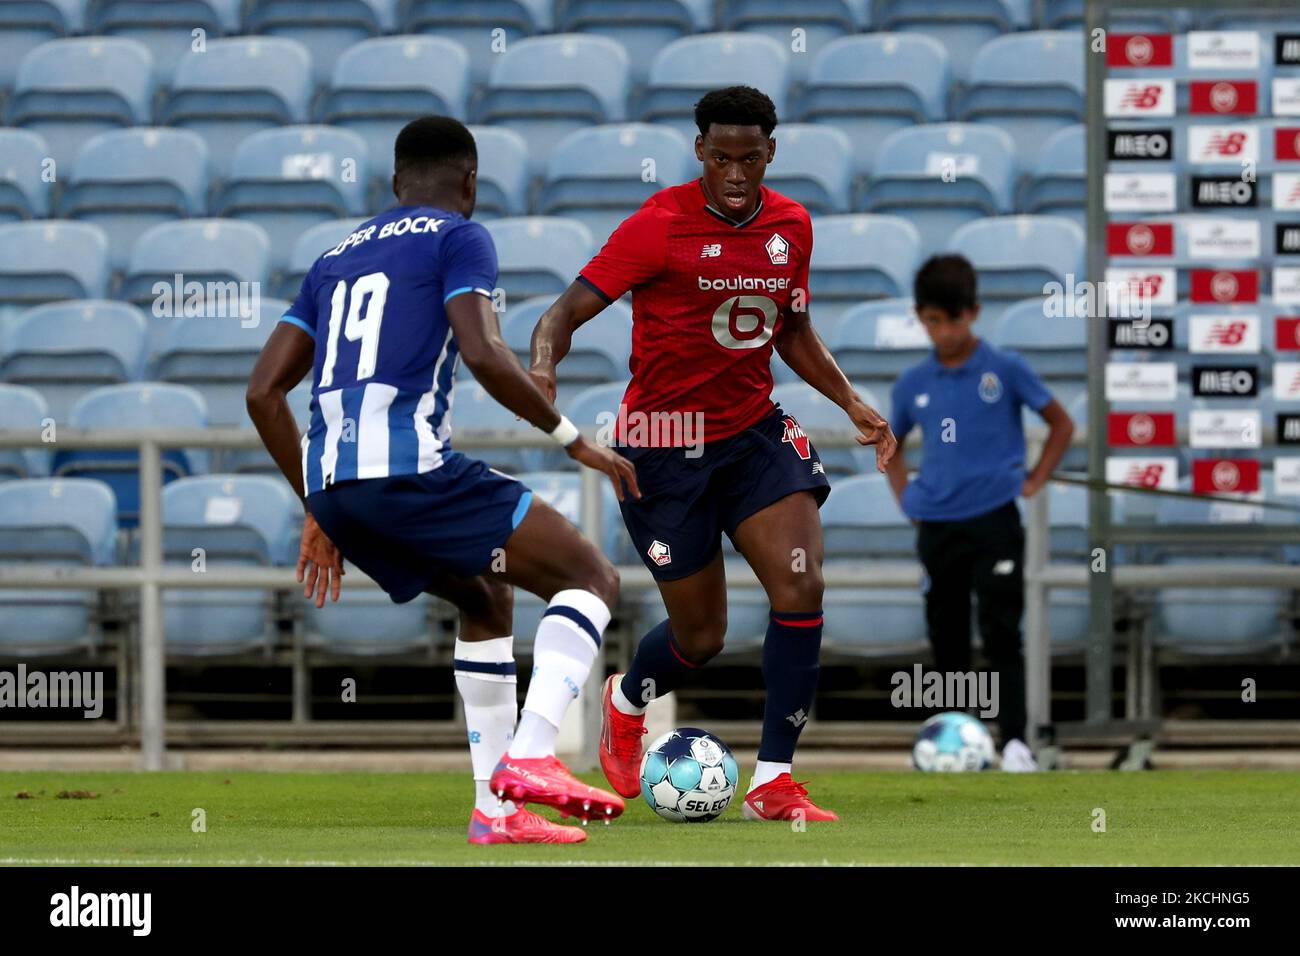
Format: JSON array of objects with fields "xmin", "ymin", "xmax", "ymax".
[{"xmin": 890, "ymin": 339, "xmax": 1053, "ymax": 522}]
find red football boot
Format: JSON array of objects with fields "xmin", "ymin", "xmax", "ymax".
[
  {"xmin": 489, "ymin": 754, "xmax": 625, "ymax": 824},
  {"xmin": 599, "ymin": 674, "xmax": 647, "ymax": 798},
  {"xmin": 467, "ymin": 807, "xmax": 587, "ymax": 845},
  {"xmin": 742, "ymin": 773, "xmax": 840, "ymax": 822}
]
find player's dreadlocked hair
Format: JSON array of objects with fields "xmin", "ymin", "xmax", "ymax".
[
  {"xmin": 914, "ymin": 255, "xmax": 980, "ymax": 318},
  {"xmin": 394, "ymin": 115, "xmax": 477, "ymax": 177},
  {"xmin": 693, "ymin": 86, "xmax": 778, "ymax": 137}
]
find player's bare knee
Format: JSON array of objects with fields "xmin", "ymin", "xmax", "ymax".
[
  {"xmin": 768, "ymin": 568, "xmax": 824, "ymax": 612},
  {"xmin": 568, "ymin": 551, "xmax": 618, "ymax": 609}
]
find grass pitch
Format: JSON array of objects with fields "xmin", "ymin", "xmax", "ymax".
[{"xmin": 2, "ymin": 769, "xmax": 1298, "ymax": 866}]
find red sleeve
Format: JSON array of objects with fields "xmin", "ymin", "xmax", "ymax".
[{"xmin": 577, "ymin": 204, "xmax": 670, "ymax": 302}]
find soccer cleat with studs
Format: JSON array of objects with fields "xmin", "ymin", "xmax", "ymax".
[
  {"xmin": 467, "ymin": 807, "xmax": 587, "ymax": 844},
  {"xmin": 489, "ymin": 754, "xmax": 625, "ymax": 825},
  {"xmin": 742, "ymin": 773, "xmax": 840, "ymax": 822}
]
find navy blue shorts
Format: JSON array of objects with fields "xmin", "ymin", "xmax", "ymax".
[
  {"xmin": 617, "ymin": 406, "xmax": 831, "ymax": 582},
  {"xmin": 306, "ymin": 452, "xmax": 532, "ymax": 604}
]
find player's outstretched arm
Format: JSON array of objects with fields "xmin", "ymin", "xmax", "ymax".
[
  {"xmin": 775, "ymin": 308, "xmax": 898, "ymax": 471},
  {"xmin": 446, "ymin": 291, "xmax": 640, "ymax": 501},
  {"xmin": 527, "ymin": 280, "xmax": 611, "ymax": 402}
]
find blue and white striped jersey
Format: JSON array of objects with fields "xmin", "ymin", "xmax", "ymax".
[{"xmin": 281, "ymin": 206, "xmax": 498, "ymax": 495}]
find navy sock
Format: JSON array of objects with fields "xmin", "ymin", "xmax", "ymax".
[
  {"xmin": 758, "ymin": 609, "xmax": 824, "ymax": 763},
  {"xmin": 619, "ymin": 619, "xmax": 697, "ymax": 709}
]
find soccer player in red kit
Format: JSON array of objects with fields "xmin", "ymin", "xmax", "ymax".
[{"xmin": 530, "ymin": 86, "xmax": 897, "ymax": 821}]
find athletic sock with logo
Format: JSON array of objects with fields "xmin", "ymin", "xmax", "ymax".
[
  {"xmin": 757, "ymin": 609, "xmax": 823, "ymax": 767},
  {"xmin": 507, "ymin": 589, "xmax": 610, "ymax": 759},
  {"xmin": 615, "ymin": 619, "xmax": 699, "ymax": 716},
  {"xmin": 453, "ymin": 636, "xmax": 519, "ymax": 817}
]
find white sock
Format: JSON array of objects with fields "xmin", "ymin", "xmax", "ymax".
[
  {"xmin": 611, "ymin": 677, "xmax": 646, "ymax": 716},
  {"xmin": 751, "ymin": 760, "xmax": 791, "ymax": 790},
  {"xmin": 454, "ymin": 636, "xmax": 518, "ymax": 817},
  {"xmin": 507, "ymin": 589, "xmax": 610, "ymax": 759}
]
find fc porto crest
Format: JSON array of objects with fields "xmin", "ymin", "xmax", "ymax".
[
  {"xmin": 978, "ymin": 371, "xmax": 1003, "ymax": 403},
  {"xmin": 781, "ymin": 416, "xmax": 811, "ymax": 460}
]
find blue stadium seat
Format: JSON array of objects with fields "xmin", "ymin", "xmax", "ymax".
[
  {"xmin": 951, "ymin": 216, "xmax": 1085, "ymax": 326},
  {"xmin": 151, "ymin": 297, "xmax": 289, "ymax": 426},
  {"xmin": 451, "ymin": 380, "xmax": 545, "ymax": 476},
  {"xmin": 829, "ymin": 298, "xmax": 930, "ymax": 387},
  {"xmin": 539, "ymin": 124, "xmax": 693, "ymax": 244},
  {"xmin": 318, "ymin": 36, "xmax": 471, "ymax": 188},
  {"xmin": 874, "ymin": 0, "xmax": 1032, "ymax": 81},
  {"xmin": 161, "ymin": 37, "xmax": 313, "ymax": 179},
  {"xmin": 823, "ymin": 473, "xmax": 914, "ymax": 559},
  {"xmin": 764, "ymin": 124, "xmax": 852, "ymax": 215},
  {"xmin": 59, "ymin": 128, "xmax": 210, "ymax": 273},
  {"xmin": 214, "ymin": 126, "xmax": 370, "ymax": 272},
  {"xmin": 1154, "ymin": 555, "xmax": 1291, "ymax": 656},
  {"xmin": 989, "ymin": 295, "xmax": 1086, "ymax": 380},
  {"xmin": 807, "ymin": 215, "xmax": 922, "ymax": 329},
  {"xmin": 1021, "ymin": 123, "xmax": 1083, "ymax": 223},
  {"xmin": 770, "ymin": 381, "xmax": 878, "ymax": 476},
  {"xmin": 485, "ymin": 217, "xmax": 594, "ymax": 301},
  {"xmin": 476, "ymin": 34, "xmax": 631, "ymax": 179},
  {"xmin": 277, "ymin": 217, "xmax": 367, "ymax": 299},
  {"xmin": 5, "ymin": 37, "xmax": 155, "ymax": 173},
  {"xmin": 557, "ymin": 0, "xmax": 714, "ymax": 87},
  {"xmin": 641, "ymin": 33, "xmax": 790, "ymax": 143},
  {"xmin": 303, "ymin": 570, "xmax": 435, "ymax": 656},
  {"xmin": 719, "ymin": 0, "xmax": 867, "ymax": 82},
  {"xmin": 564, "ymin": 380, "xmax": 631, "ymax": 431},
  {"xmin": 53, "ymin": 383, "xmax": 209, "ymax": 526},
  {"xmin": 246, "ymin": 0, "xmax": 398, "ymax": 87},
  {"xmin": 403, "ymin": 0, "xmax": 553, "ymax": 87},
  {"xmin": 0, "ymin": 221, "xmax": 109, "ymax": 311},
  {"xmin": 159, "ymin": 475, "xmax": 297, "ymax": 654},
  {"xmin": 800, "ymin": 33, "xmax": 950, "ymax": 176},
  {"xmin": 121, "ymin": 219, "xmax": 272, "ymax": 352},
  {"xmin": 1041, "ymin": 0, "xmax": 1192, "ymax": 32},
  {"xmin": 1042, "ymin": 481, "xmax": 1089, "ymax": 652},
  {"xmin": 859, "ymin": 123, "xmax": 1017, "ymax": 256},
  {"xmin": 0, "ymin": 0, "xmax": 84, "ymax": 91},
  {"xmin": 89, "ymin": 0, "xmax": 242, "ymax": 86},
  {"xmin": 502, "ymin": 296, "xmax": 633, "ymax": 385},
  {"xmin": 0, "ymin": 128, "xmax": 52, "ymax": 221},
  {"xmin": 0, "ymin": 383, "xmax": 52, "ymax": 480},
  {"xmin": 228, "ymin": 377, "xmax": 313, "ymax": 475},
  {"xmin": 0, "ymin": 300, "xmax": 146, "ymax": 421},
  {"xmin": 957, "ymin": 31, "xmax": 1085, "ymax": 158},
  {"xmin": 466, "ymin": 125, "xmax": 530, "ymax": 221},
  {"xmin": 0, "ymin": 477, "xmax": 117, "ymax": 656}
]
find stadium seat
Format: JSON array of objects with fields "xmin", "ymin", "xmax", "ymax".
[
  {"xmin": 770, "ymin": 381, "xmax": 878, "ymax": 476},
  {"xmin": 59, "ymin": 128, "xmax": 210, "ymax": 273},
  {"xmin": 989, "ymin": 296, "xmax": 1086, "ymax": 381},
  {"xmin": 823, "ymin": 473, "xmax": 914, "ymax": 559},
  {"xmin": 0, "ymin": 129, "xmax": 52, "ymax": 221},
  {"xmin": 0, "ymin": 300, "xmax": 146, "ymax": 421},
  {"xmin": 0, "ymin": 477, "xmax": 117, "ymax": 656},
  {"xmin": 0, "ymin": 221, "xmax": 109, "ymax": 310},
  {"xmin": 121, "ymin": 219, "xmax": 272, "ymax": 353},
  {"xmin": 214, "ymin": 126, "xmax": 371, "ymax": 272},
  {"xmin": 763, "ymin": 124, "xmax": 852, "ymax": 215},
  {"xmin": 1153, "ymin": 554, "xmax": 1292, "ymax": 656},
  {"xmin": 161, "ymin": 37, "xmax": 313, "ymax": 179},
  {"xmin": 557, "ymin": 0, "xmax": 714, "ymax": 87},
  {"xmin": 807, "ymin": 215, "xmax": 922, "ymax": 329},
  {"xmin": 829, "ymin": 298, "xmax": 929, "ymax": 387},
  {"xmin": 1021, "ymin": 124, "xmax": 1083, "ymax": 223},
  {"xmin": 502, "ymin": 296, "xmax": 632, "ymax": 385},
  {"xmin": 718, "ymin": 0, "xmax": 867, "ymax": 82},
  {"xmin": 476, "ymin": 34, "xmax": 631, "ymax": 178},
  {"xmin": 0, "ymin": 383, "xmax": 52, "ymax": 480},
  {"xmin": 874, "ymin": 0, "xmax": 1033, "ymax": 81},
  {"xmin": 228, "ymin": 377, "xmax": 313, "ymax": 475},
  {"xmin": 539, "ymin": 124, "xmax": 694, "ymax": 244},
  {"xmin": 858, "ymin": 123, "xmax": 1017, "ymax": 256},
  {"xmin": 0, "ymin": 0, "xmax": 84, "ymax": 92},
  {"xmin": 403, "ymin": 0, "xmax": 553, "ymax": 86},
  {"xmin": 466, "ymin": 126, "xmax": 530, "ymax": 221},
  {"xmin": 951, "ymin": 216, "xmax": 1085, "ymax": 327},
  {"xmin": 151, "ymin": 297, "xmax": 289, "ymax": 426},
  {"xmin": 799, "ymin": 33, "xmax": 950, "ymax": 176},
  {"xmin": 451, "ymin": 381, "xmax": 545, "ymax": 476},
  {"xmin": 641, "ymin": 33, "xmax": 790, "ymax": 143},
  {"xmin": 160, "ymin": 474, "xmax": 297, "ymax": 655},
  {"xmin": 89, "ymin": 0, "xmax": 242, "ymax": 85},
  {"xmin": 957, "ymin": 32, "xmax": 1085, "ymax": 158},
  {"xmin": 5, "ymin": 37, "xmax": 155, "ymax": 174},
  {"xmin": 564, "ymin": 380, "xmax": 631, "ymax": 434},
  {"xmin": 485, "ymin": 217, "xmax": 594, "ymax": 301},
  {"xmin": 304, "ymin": 568, "xmax": 435, "ymax": 656},
  {"xmin": 318, "ymin": 36, "xmax": 471, "ymax": 188},
  {"xmin": 1041, "ymin": 0, "xmax": 1192, "ymax": 32},
  {"xmin": 52, "ymin": 383, "xmax": 209, "ymax": 526},
  {"xmin": 245, "ymin": 0, "xmax": 398, "ymax": 87},
  {"xmin": 277, "ymin": 218, "xmax": 367, "ymax": 299}
]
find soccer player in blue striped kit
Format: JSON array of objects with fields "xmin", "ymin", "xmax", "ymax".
[
  {"xmin": 247, "ymin": 116, "xmax": 641, "ymax": 844},
  {"xmin": 885, "ymin": 255, "xmax": 1074, "ymax": 771}
]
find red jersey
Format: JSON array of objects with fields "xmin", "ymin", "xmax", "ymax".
[{"xmin": 577, "ymin": 179, "xmax": 813, "ymax": 445}]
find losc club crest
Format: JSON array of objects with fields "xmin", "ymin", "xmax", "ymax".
[
  {"xmin": 978, "ymin": 371, "xmax": 1002, "ymax": 403},
  {"xmin": 646, "ymin": 539, "xmax": 672, "ymax": 566},
  {"xmin": 781, "ymin": 415, "xmax": 811, "ymax": 460},
  {"xmin": 765, "ymin": 233, "xmax": 789, "ymax": 265}
]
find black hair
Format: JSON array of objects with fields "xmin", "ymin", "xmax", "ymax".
[
  {"xmin": 914, "ymin": 254, "xmax": 979, "ymax": 317},
  {"xmin": 394, "ymin": 115, "xmax": 477, "ymax": 177},
  {"xmin": 694, "ymin": 85, "xmax": 778, "ymax": 138}
]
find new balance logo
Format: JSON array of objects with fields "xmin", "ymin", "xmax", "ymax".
[
  {"xmin": 786, "ymin": 709, "xmax": 809, "ymax": 728},
  {"xmin": 811, "ymin": 461, "xmax": 825, "ymax": 475},
  {"xmin": 700, "ymin": 243, "xmax": 722, "ymax": 258}
]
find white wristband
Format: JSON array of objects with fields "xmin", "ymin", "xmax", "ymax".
[{"xmin": 549, "ymin": 415, "xmax": 580, "ymax": 447}]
